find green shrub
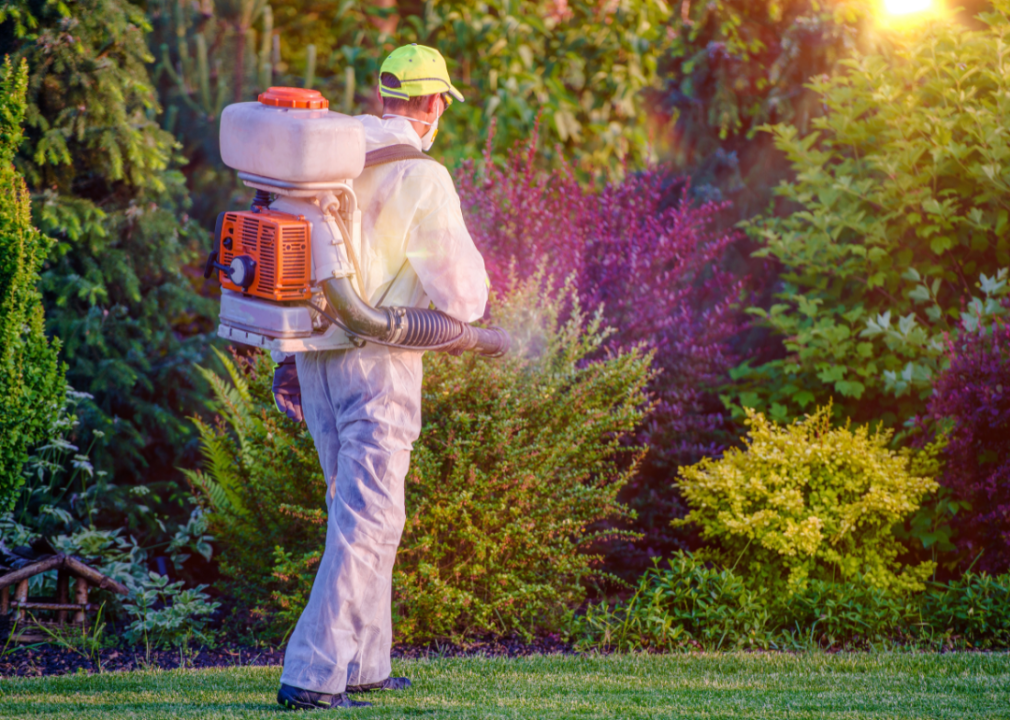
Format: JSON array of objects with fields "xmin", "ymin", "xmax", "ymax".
[
  {"xmin": 188, "ymin": 273, "xmax": 654, "ymax": 641},
  {"xmin": 400, "ymin": 0, "xmax": 672, "ymax": 172},
  {"xmin": 574, "ymin": 553, "xmax": 772, "ymax": 652},
  {"xmin": 732, "ymin": 8, "xmax": 1010, "ymax": 425},
  {"xmin": 676, "ymin": 406, "xmax": 937, "ymax": 594},
  {"xmin": 122, "ymin": 572, "xmax": 220, "ymax": 651},
  {"xmin": 574, "ymin": 552, "xmax": 1010, "ymax": 651},
  {"xmin": 0, "ymin": 57, "xmax": 65, "ymax": 509},
  {"xmin": 920, "ymin": 572, "xmax": 1010, "ymax": 649},
  {"xmin": 2, "ymin": 501, "xmax": 218, "ymax": 651},
  {"xmin": 782, "ymin": 577, "xmax": 916, "ymax": 647}
]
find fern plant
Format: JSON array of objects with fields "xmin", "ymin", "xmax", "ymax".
[{"xmin": 182, "ymin": 346, "xmax": 324, "ymax": 606}]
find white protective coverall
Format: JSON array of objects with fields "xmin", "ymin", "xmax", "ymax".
[{"xmin": 279, "ymin": 115, "xmax": 488, "ymax": 695}]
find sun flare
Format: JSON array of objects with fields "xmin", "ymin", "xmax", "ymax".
[{"xmin": 883, "ymin": 0, "xmax": 934, "ymax": 16}]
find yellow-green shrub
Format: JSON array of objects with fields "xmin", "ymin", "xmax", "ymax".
[{"xmin": 676, "ymin": 407, "xmax": 937, "ymax": 594}]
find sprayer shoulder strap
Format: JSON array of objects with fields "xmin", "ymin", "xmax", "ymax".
[
  {"xmin": 363, "ymin": 144, "xmax": 440, "ymax": 168},
  {"xmin": 362, "ymin": 145, "xmax": 439, "ymax": 306}
]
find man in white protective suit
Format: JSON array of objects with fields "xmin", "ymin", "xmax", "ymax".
[{"xmin": 274, "ymin": 44, "xmax": 488, "ymax": 711}]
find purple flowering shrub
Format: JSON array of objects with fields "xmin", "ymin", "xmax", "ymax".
[
  {"xmin": 455, "ymin": 124, "xmax": 746, "ymax": 574},
  {"xmin": 926, "ymin": 318, "xmax": 1010, "ymax": 575}
]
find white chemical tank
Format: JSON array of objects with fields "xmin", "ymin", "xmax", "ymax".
[
  {"xmin": 215, "ymin": 87, "xmax": 361, "ymax": 354},
  {"xmin": 220, "ymin": 87, "xmax": 366, "ymax": 184}
]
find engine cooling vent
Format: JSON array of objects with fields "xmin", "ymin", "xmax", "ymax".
[{"xmin": 218, "ymin": 209, "xmax": 311, "ymax": 301}]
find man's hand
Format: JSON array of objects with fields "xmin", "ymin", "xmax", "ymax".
[{"xmin": 272, "ymin": 356, "xmax": 304, "ymax": 423}]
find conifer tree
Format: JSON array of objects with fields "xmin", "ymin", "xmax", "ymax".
[
  {"xmin": 0, "ymin": 0, "xmax": 216, "ymax": 485},
  {"xmin": 0, "ymin": 57, "xmax": 65, "ymax": 509}
]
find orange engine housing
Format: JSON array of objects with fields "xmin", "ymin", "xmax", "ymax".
[{"xmin": 218, "ymin": 209, "xmax": 312, "ymax": 301}]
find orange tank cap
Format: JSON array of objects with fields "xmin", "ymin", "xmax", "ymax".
[{"xmin": 258, "ymin": 87, "xmax": 329, "ymax": 110}]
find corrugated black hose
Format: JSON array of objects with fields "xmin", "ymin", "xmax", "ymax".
[{"xmin": 309, "ymin": 278, "xmax": 509, "ymax": 357}]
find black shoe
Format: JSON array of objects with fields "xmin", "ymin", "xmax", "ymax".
[
  {"xmin": 346, "ymin": 676, "xmax": 412, "ymax": 693},
  {"xmin": 277, "ymin": 683, "xmax": 373, "ymax": 710}
]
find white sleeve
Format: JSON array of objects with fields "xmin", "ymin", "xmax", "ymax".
[{"xmin": 403, "ymin": 165, "xmax": 489, "ymax": 323}]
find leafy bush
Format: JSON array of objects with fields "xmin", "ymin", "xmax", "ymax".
[
  {"xmin": 891, "ymin": 471, "xmax": 969, "ymax": 578},
  {"xmin": 732, "ymin": 9, "xmax": 1010, "ymax": 425},
  {"xmin": 575, "ymin": 552, "xmax": 1010, "ymax": 651},
  {"xmin": 0, "ymin": 57, "xmax": 65, "ymax": 507},
  {"xmin": 2, "ymin": 0, "xmax": 216, "ymax": 489},
  {"xmin": 3, "ymin": 385, "xmax": 216, "ymax": 647},
  {"xmin": 2, "ymin": 505, "xmax": 218, "ymax": 652},
  {"xmin": 919, "ymin": 572, "xmax": 1010, "ymax": 649},
  {"xmin": 122, "ymin": 572, "xmax": 220, "ymax": 651},
  {"xmin": 925, "ymin": 313, "xmax": 1010, "ymax": 574},
  {"xmin": 188, "ymin": 273, "xmax": 653, "ymax": 641},
  {"xmin": 2, "ymin": 503, "xmax": 217, "ymax": 650},
  {"xmin": 574, "ymin": 552, "xmax": 771, "ymax": 651},
  {"xmin": 457, "ymin": 128, "xmax": 745, "ymax": 574},
  {"xmin": 676, "ymin": 406, "xmax": 937, "ymax": 594},
  {"xmin": 574, "ymin": 554, "xmax": 919, "ymax": 651},
  {"xmin": 8, "ymin": 384, "xmax": 215, "ymax": 584},
  {"xmin": 398, "ymin": 0, "xmax": 671, "ymax": 171},
  {"xmin": 782, "ymin": 577, "xmax": 915, "ymax": 647}
]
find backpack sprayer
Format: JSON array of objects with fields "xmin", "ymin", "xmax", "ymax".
[{"xmin": 206, "ymin": 87, "xmax": 509, "ymax": 357}]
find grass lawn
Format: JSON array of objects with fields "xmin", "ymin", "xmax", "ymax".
[{"xmin": 1, "ymin": 652, "xmax": 1008, "ymax": 719}]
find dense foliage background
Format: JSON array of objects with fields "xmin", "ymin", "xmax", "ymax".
[
  {"xmin": 2, "ymin": 0, "xmax": 1009, "ymax": 651},
  {"xmin": 0, "ymin": 0, "xmax": 216, "ymax": 520},
  {"xmin": 731, "ymin": 14, "xmax": 1010, "ymax": 426}
]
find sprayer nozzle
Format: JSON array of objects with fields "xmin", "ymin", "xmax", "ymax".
[{"xmin": 471, "ymin": 326, "xmax": 511, "ymax": 357}]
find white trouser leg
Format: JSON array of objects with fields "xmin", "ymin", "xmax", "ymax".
[{"xmin": 280, "ymin": 345, "xmax": 422, "ymax": 694}]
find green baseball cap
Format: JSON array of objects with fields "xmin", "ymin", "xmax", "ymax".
[{"xmin": 379, "ymin": 44, "xmax": 464, "ymax": 103}]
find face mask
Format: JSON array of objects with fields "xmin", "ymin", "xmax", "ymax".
[
  {"xmin": 383, "ymin": 101, "xmax": 442, "ymax": 151},
  {"xmin": 419, "ymin": 113, "xmax": 439, "ymax": 151}
]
